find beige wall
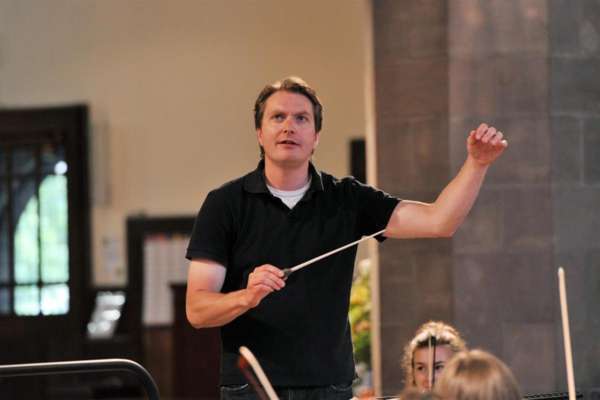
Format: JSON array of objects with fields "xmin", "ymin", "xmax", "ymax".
[{"xmin": 0, "ymin": 0, "xmax": 371, "ymax": 284}]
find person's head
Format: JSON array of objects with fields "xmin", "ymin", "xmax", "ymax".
[
  {"xmin": 254, "ymin": 77, "xmax": 323, "ymax": 163},
  {"xmin": 402, "ymin": 321, "xmax": 467, "ymax": 391},
  {"xmin": 434, "ymin": 349, "xmax": 522, "ymax": 400}
]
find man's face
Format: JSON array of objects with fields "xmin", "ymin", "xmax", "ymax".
[
  {"xmin": 257, "ymin": 90, "xmax": 319, "ymax": 168},
  {"xmin": 413, "ymin": 344, "xmax": 454, "ymax": 391}
]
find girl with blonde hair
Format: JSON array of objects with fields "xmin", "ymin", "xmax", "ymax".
[{"xmin": 401, "ymin": 321, "xmax": 467, "ymax": 391}]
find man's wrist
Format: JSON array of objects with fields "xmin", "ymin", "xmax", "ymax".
[
  {"xmin": 237, "ymin": 288, "xmax": 256, "ymax": 310},
  {"xmin": 466, "ymin": 154, "xmax": 491, "ymax": 170}
]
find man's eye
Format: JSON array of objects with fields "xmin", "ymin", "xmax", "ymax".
[
  {"xmin": 273, "ymin": 114, "xmax": 285, "ymax": 121},
  {"xmin": 435, "ymin": 364, "xmax": 444, "ymax": 371},
  {"xmin": 296, "ymin": 115, "xmax": 307, "ymax": 122}
]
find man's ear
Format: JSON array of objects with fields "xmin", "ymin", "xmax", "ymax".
[
  {"xmin": 313, "ymin": 132, "xmax": 320, "ymax": 150},
  {"xmin": 257, "ymin": 129, "xmax": 263, "ymax": 146}
]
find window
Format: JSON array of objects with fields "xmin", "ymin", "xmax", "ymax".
[{"xmin": 0, "ymin": 141, "xmax": 70, "ymax": 316}]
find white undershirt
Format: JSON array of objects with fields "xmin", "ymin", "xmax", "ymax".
[{"xmin": 267, "ymin": 177, "xmax": 312, "ymax": 209}]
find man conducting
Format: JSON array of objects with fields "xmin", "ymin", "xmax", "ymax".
[{"xmin": 185, "ymin": 76, "xmax": 507, "ymax": 400}]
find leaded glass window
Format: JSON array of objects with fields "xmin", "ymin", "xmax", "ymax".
[{"xmin": 0, "ymin": 141, "xmax": 69, "ymax": 316}]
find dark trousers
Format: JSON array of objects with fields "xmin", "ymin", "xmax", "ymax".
[{"xmin": 220, "ymin": 382, "xmax": 354, "ymax": 400}]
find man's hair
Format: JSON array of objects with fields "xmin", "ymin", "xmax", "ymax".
[
  {"xmin": 434, "ymin": 349, "xmax": 522, "ymax": 400},
  {"xmin": 254, "ymin": 76, "xmax": 323, "ymax": 132},
  {"xmin": 401, "ymin": 321, "xmax": 467, "ymax": 388}
]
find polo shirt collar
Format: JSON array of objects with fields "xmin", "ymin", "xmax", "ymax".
[{"xmin": 243, "ymin": 159, "xmax": 324, "ymax": 194}]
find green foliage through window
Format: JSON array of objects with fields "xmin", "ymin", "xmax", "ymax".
[{"xmin": 14, "ymin": 174, "xmax": 69, "ymax": 315}]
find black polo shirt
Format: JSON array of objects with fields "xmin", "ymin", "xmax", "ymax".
[{"xmin": 186, "ymin": 161, "xmax": 400, "ymax": 387}]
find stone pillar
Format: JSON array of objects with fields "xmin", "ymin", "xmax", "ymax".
[
  {"xmin": 448, "ymin": 1, "xmax": 555, "ymax": 394},
  {"xmin": 372, "ymin": 0, "xmax": 600, "ymax": 395},
  {"xmin": 371, "ymin": 0, "xmax": 598, "ymax": 395},
  {"xmin": 372, "ymin": 1, "xmax": 452, "ymax": 395}
]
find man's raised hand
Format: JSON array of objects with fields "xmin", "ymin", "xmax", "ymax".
[{"xmin": 467, "ymin": 123, "xmax": 508, "ymax": 166}]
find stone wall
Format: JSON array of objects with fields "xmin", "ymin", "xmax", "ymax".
[
  {"xmin": 550, "ymin": 0, "xmax": 600, "ymax": 392},
  {"xmin": 372, "ymin": 0, "xmax": 599, "ymax": 395},
  {"xmin": 449, "ymin": 1, "xmax": 556, "ymax": 394}
]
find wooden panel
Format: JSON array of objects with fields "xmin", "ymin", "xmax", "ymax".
[
  {"xmin": 144, "ymin": 327, "xmax": 174, "ymax": 398},
  {"xmin": 172, "ymin": 284, "xmax": 221, "ymax": 400}
]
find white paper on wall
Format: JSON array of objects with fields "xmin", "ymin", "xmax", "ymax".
[{"xmin": 142, "ymin": 234, "xmax": 190, "ymax": 326}]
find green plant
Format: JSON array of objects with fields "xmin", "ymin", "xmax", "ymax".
[{"xmin": 349, "ymin": 260, "xmax": 372, "ymax": 368}]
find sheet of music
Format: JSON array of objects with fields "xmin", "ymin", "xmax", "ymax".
[{"xmin": 142, "ymin": 233, "xmax": 189, "ymax": 326}]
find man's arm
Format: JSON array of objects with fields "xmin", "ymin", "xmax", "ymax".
[
  {"xmin": 384, "ymin": 123, "xmax": 507, "ymax": 239},
  {"xmin": 185, "ymin": 259, "xmax": 286, "ymax": 328}
]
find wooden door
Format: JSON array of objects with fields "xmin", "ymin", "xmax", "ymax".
[{"xmin": 0, "ymin": 105, "xmax": 90, "ymax": 397}]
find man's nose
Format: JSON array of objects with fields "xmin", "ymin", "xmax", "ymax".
[{"xmin": 282, "ymin": 117, "xmax": 296, "ymax": 132}]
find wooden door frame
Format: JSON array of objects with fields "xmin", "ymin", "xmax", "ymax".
[{"xmin": 0, "ymin": 105, "xmax": 90, "ymax": 363}]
